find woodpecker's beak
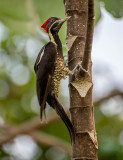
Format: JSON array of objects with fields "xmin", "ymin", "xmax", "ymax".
[
  {"xmin": 53, "ymin": 16, "xmax": 71, "ymax": 32},
  {"xmin": 58, "ymin": 16, "xmax": 71, "ymax": 24}
]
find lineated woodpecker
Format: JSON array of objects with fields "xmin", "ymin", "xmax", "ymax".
[{"xmin": 34, "ymin": 17, "xmax": 75, "ymax": 142}]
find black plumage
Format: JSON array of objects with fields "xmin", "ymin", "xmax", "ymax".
[
  {"xmin": 34, "ymin": 17, "xmax": 74, "ymax": 142},
  {"xmin": 34, "ymin": 42, "xmax": 56, "ymax": 114}
]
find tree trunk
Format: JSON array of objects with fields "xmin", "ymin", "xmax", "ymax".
[{"xmin": 64, "ymin": 0, "xmax": 98, "ymax": 159}]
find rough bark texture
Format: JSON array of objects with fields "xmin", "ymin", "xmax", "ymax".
[{"xmin": 64, "ymin": 0, "xmax": 98, "ymax": 159}]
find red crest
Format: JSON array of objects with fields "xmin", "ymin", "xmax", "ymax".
[{"xmin": 41, "ymin": 18, "xmax": 51, "ymax": 33}]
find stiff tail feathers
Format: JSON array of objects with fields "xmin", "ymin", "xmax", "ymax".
[
  {"xmin": 40, "ymin": 103, "xmax": 46, "ymax": 120},
  {"xmin": 48, "ymin": 96, "xmax": 75, "ymax": 143}
]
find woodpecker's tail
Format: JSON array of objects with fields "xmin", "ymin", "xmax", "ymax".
[{"xmin": 47, "ymin": 96, "xmax": 75, "ymax": 143}]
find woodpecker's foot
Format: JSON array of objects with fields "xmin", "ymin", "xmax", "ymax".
[
  {"xmin": 64, "ymin": 59, "xmax": 68, "ymax": 67},
  {"xmin": 63, "ymin": 55, "xmax": 69, "ymax": 67},
  {"xmin": 71, "ymin": 61, "xmax": 88, "ymax": 75}
]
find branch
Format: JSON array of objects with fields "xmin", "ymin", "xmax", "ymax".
[
  {"xmin": 1, "ymin": 91, "xmax": 123, "ymax": 145},
  {"xmin": 82, "ymin": 0, "xmax": 95, "ymax": 75},
  {"xmin": 29, "ymin": 131, "xmax": 71, "ymax": 155},
  {"xmin": 0, "ymin": 109, "xmax": 72, "ymax": 146},
  {"xmin": 0, "ymin": 112, "xmax": 59, "ymax": 145},
  {"xmin": 94, "ymin": 91, "xmax": 123, "ymax": 106},
  {"xmin": 0, "ymin": 124, "xmax": 71, "ymax": 155}
]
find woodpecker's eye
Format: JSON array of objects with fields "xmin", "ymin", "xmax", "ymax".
[{"xmin": 50, "ymin": 19, "xmax": 54, "ymax": 23}]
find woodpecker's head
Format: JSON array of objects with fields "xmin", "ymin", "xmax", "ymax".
[{"xmin": 41, "ymin": 17, "xmax": 71, "ymax": 34}]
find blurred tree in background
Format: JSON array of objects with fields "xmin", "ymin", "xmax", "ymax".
[{"xmin": 0, "ymin": 0, "xmax": 123, "ymax": 160}]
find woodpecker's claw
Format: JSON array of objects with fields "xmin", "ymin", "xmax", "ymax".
[
  {"xmin": 71, "ymin": 61, "xmax": 88, "ymax": 75},
  {"xmin": 64, "ymin": 56, "xmax": 68, "ymax": 67}
]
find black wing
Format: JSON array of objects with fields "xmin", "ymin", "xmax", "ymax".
[
  {"xmin": 34, "ymin": 45, "xmax": 46, "ymax": 73},
  {"xmin": 34, "ymin": 42, "xmax": 56, "ymax": 119}
]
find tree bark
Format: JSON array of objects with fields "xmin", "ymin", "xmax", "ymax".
[{"xmin": 64, "ymin": 0, "xmax": 98, "ymax": 159}]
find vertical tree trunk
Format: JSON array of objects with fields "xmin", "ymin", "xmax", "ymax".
[{"xmin": 64, "ymin": 0, "xmax": 98, "ymax": 159}]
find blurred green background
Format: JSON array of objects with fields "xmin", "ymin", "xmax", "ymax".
[{"xmin": 0, "ymin": 0, "xmax": 123, "ymax": 160}]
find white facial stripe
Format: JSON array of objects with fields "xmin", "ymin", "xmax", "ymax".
[
  {"xmin": 48, "ymin": 20, "xmax": 59, "ymax": 45},
  {"xmin": 49, "ymin": 31, "xmax": 57, "ymax": 45}
]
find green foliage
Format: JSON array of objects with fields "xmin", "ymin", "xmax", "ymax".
[
  {"xmin": 0, "ymin": 0, "xmax": 122, "ymax": 160},
  {"xmin": 95, "ymin": 107, "xmax": 123, "ymax": 160},
  {"xmin": 0, "ymin": 0, "xmax": 65, "ymax": 38},
  {"xmin": 95, "ymin": 0, "xmax": 101, "ymax": 24},
  {"xmin": 98, "ymin": 0, "xmax": 123, "ymax": 18}
]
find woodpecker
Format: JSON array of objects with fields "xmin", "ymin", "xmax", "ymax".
[{"xmin": 34, "ymin": 17, "xmax": 74, "ymax": 142}]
